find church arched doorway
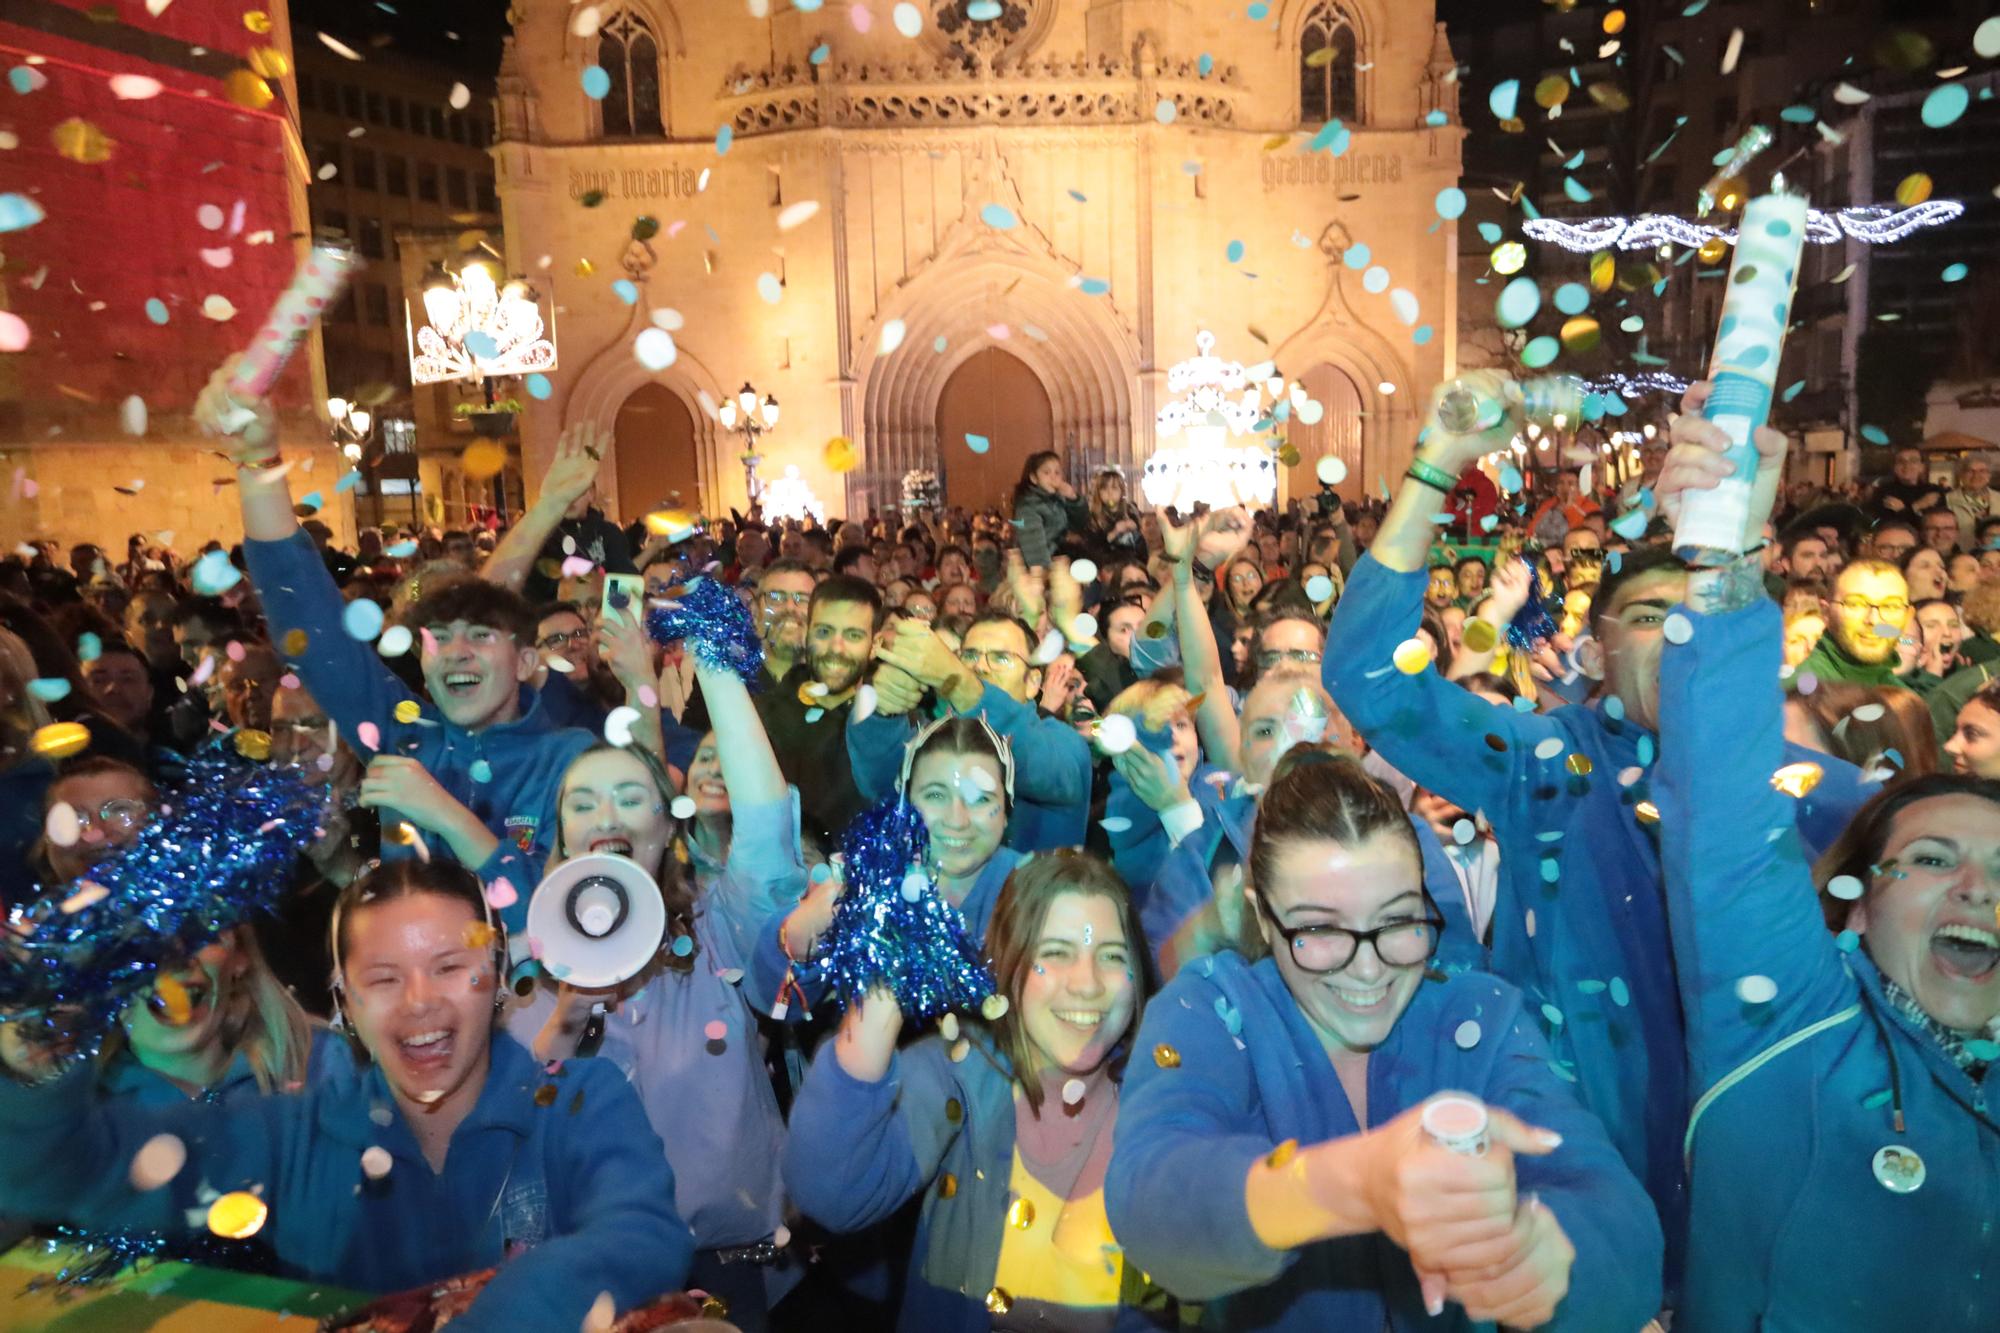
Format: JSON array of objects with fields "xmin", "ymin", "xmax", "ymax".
[
  {"xmin": 1284, "ymin": 363, "xmax": 1365, "ymax": 503},
  {"xmin": 611, "ymin": 382, "xmax": 701, "ymax": 522},
  {"xmin": 934, "ymin": 348, "xmax": 1054, "ymax": 512}
]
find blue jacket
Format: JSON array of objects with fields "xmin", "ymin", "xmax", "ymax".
[
  {"xmin": 1104, "ymin": 761, "xmax": 1234, "ymax": 894},
  {"xmin": 1657, "ymin": 598, "xmax": 2000, "ymax": 1333},
  {"xmin": 246, "ymin": 530, "xmax": 596, "ymax": 866},
  {"xmin": 1324, "ymin": 554, "xmax": 1873, "ymax": 1264},
  {"xmin": 849, "ymin": 683, "xmax": 1092, "ymax": 853},
  {"xmin": 784, "ymin": 1030, "xmax": 1171, "ymax": 1333},
  {"xmin": 0, "ymin": 1034, "xmax": 693, "ymax": 1329},
  {"xmin": 1104, "ymin": 951, "xmax": 1662, "ymax": 1332},
  {"xmin": 100, "ymin": 1028, "xmax": 348, "ymax": 1110}
]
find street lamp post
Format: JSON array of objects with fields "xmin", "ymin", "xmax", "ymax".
[
  {"xmin": 327, "ymin": 395, "xmax": 376, "ymax": 524},
  {"xmin": 716, "ymin": 381, "xmax": 780, "ymax": 504}
]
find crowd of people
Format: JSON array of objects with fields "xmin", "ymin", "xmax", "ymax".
[{"xmin": 0, "ymin": 357, "xmax": 1993, "ymax": 1332}]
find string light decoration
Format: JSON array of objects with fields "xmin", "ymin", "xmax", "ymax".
[
  {"xmin": 901, "ymin": 468, "xmax": 941, "ymax": 511},
  {"xmin": 1588, "ymin": 370, "xmax": 1691, "ymax": 398},
  {"xmin": 1522, "ymin": 200, "xmax": 1963, "ymax": 253},
  {"xmin": 1143, "ymin": 330, "xmax": 1297, "ymax": 511},
  {"xmin": 408, "ymin": 257, "xmax": 558, "ymax": 385},
  {"xmin": 759, "ymin": 464, "xmax": 825, "ymax": 526}
]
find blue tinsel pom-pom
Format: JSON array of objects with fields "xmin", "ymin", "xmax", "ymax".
[
  {"xmin": 806, "ymin": 800, "xmax": 996, "ymax": 1019},
  {"xmin": 644, "ymin": 575, "xmax": 765, "ymax": 687},
  {"xmin": 1505, "ymin": 554, "xmax": 1559, "ymax": 651},
  {"xmin": 0, "ymin": 754, "xmax": 324, "ymax": 1042}
]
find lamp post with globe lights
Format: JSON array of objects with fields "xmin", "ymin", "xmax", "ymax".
[
  {"xmin": 327, "ymin": 396, "xmax": 374, "ymax": 463},
  {"xmin": 717, "ymin": 381, "xmax": 780, "ymax": 505}
]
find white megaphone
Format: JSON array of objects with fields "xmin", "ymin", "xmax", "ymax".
[{"xmin": 525, "ymin": 854, "xmax": 668, "ymax": 989}]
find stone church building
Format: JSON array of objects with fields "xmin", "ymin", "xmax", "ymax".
[{"xmin": 493, "ymin": 0, "xmax": 1464, "ymax": 519}]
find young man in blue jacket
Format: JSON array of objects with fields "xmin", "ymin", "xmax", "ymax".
[
  {"xmin": 197, "ymin": 363, "xmax": 594, "ymax": 873},
  {"xmin": 848, "ymin": 610, "xmax": 1092, "ymax": 852},
  {"xmin": 1322, "ymin": 372, "xmax": 1876, "ymax": 1283}
]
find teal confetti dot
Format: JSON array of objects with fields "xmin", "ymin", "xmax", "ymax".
[
  {"xmin": 1835, "ymin": 929, "xmax": 1859, "ymax": 953},
  {"xmin": 1362, "ymin": 265, "xmax": 1390, "ymax": 294},
  {"xmin": 1563, "ymin": 176, "xmax": 1593, "ymax": 203},
  {"xmin": 612, "ymin": 279, "xmax": 638, "ymax": 304},
  {"xmin": 191, "ymin": 550, "xmax": 241, "ymax": 596},
  {"xmin": 1080, "ymin": 277, "xmax": 1109, "ymax": 295},
  {"xmin": 1343, "ymin": 241, "xmax": 1371, "ymax": 270},
  {"xmin": 715, "ymin": 124, "xmax": 734, "ymax": 155},
  {"xmin": 965, "ymin": 0, "xmax": 999, "ymax": 16},
  {"xmin": 1499, "ymin": 465, "xmax": 1523, "ymax": 493},
  {"xmin": 1620, "ymin": 314, "xmax": 1644, "ymax": 333},
  {"xmin": 342, "ymin": 599, "xmax": 385, "ymax": 642},
  {"xmin": 1554, "ymin": 282, "xmax": 1590, "ymax": 315},
  {"xmin": 465, "ymin": 329, "xmax": 499, "ymax": 361},
  {"xmin": 1226, "ymin": 239, "xmax": 1245, "ymax": 263},
  {"xmin": 672, "ymin": 934, "xmax": 694, "ymax": 957},
  {"xmin": 1246, "ymin": 1, "xmax": 1270, "ymax": 18},
  {"xmin": 1921, "ymin": 83, "xmax": 1969, "ymax": 129},
  {"xmin": 809, "ymin": 43, "xmax": 830, "ymax": 65},
  {"xmin": 1520, "ymin": 335, "xmax": 1559, "ymax": 368},
  {"xmin": 1198, "ymin": 53, "xmax": 1214, "ymax": 77},
  {"xmin": 1608, "ymin": 977, "xmax": 1631, "ymax": 1007},
  {"xmin": 300, "ymin": 491, "xmax": 323, "ymax": 511},
  {"xmin": 581, "ymin": 66, "xmax": 611, "ymax": 99},
  {"xmin": 933, "ymin": 335, "xmax": 948, "ymax": 354},
  {"xmin": 77, "ymin": 632, "xmax": 102, "ymax": 663},
  {"xmin": 27, "ymin": 677, "xmax": 69, "ymax": 703},
  {"xmin": 6, "ymin": 67, "xmax": 39, "ymax": 96},
  {"xmin": 1577, "ymin": 979, "xmax": 1608, "ymax": 995},
  {"xmin": 966, "ymin": 433, "xmax": 990, "ymax": 454},
  {"xmin": 1539, "ymin": 857, "xmax": 1561, "ymax": 883},
  {"xmin": 1480, "ymin": 514, "xmax": 1499, "ymax": 532},
  {"xmin": 1781, "ymin": 380, "xmax": 1805, "ymax": 402},
  {"xmin": 1476, "ymin": 221, "xmax": 1503, "ymax": 245},
  {"xmin": 1611, "ymin": 508, "xmax": 1648, "ymax": 540},
  {"xmin": 1861, "ymin": 1088, "xmax": 1893, "ymax": 1110},
  {"xmin": 1779, "ymin": 104, "xmax": 1817, "ymax": 124},
  {"xmin": 1942, "ymin": 262, "xmax": 1969, "ymax": 283},
  {"xmin": 804, "ymin": 707, "xmax": 825, "ymax": 724},
  {"xmin": 1860, "ymin": 424, "xmax": 1891, "ymax": 446},
  {"xmin": 470, "ymin": 759, "xmax": 493, "ymax": 783},
  {"xmin": 1434, "ymin": 187, "xmax": 1467, "ymax": 221},
  {"xmin": 1309, "ymin": 119, "xmax": 1344, "ymax": 152},
  {"xmin": 1497, "ymin": 276, "xmax": 1540, "ymax": 329},
  {"xmin": 1540, "ymin": 1002, "xmax": 1565, "ymax": 1026},
  {"xmin": 145, "ymin": 298, "xmax": 170, "ymax": 325},
  {"xmin": 1966, "ymin": 1039, "xmax": 2000, "ymax": 1062},
  {"xmin": 1413, "ymin": 324, "xmax": 1433, "ymax": 345},
  {"xmin": 1067, "ymin": 188, "xmax": 1088, "ymax": 202},
  {"xmin": 979, "ymin": 203, "xmax": 1018, "ymax": 230},
  {"xmin": 526, "ymin": 373, "xmax": 552, "ymax": 400},
  {"xmin": 1489, "ymin": 79, "xmax": 1519, "ymax": 121},
  {"xmin": 1425, "ymin": 109, "xmax": 1448, "ymax": 127},
  {"xmin": 336, "ymin": 470, "xmax": 361, "ymax": 493}
]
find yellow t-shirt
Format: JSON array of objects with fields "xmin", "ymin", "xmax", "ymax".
[{"xmin": 990, "ymin": 1144, "xmax": 1124, "ymax": 1319}]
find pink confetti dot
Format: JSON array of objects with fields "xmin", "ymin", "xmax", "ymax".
[
  {"xmin": 225, "ymin": 640, "xmax": 247, "ymax": 662},
  {"xmin": 279, "ymin": 673, "xmax": 301, "ymax": 690},
  {"xmin": 638, "ymin": 685, "xmax": 659, "ymax": 708},
  {"xmin": 0, "ymin": 311, "xmax": 31, "ymax": 352},
  {"xmin": 486, "ymin": 877, "xmax": 518, "ymax": 909},
  {"xmin": 704, "ymin": 1020, "xmax": 728, "ymax": 1041},
  {"xmin": 849, "ymin": 4, "xmax": 873, "ymax": 33},
  {"xmin": 356, "ymin": 720, "xmax": 380, "ymax": 750},
  {"xmin": 560, "ymin": 555, "xmax": 596, "ymax": 578}
]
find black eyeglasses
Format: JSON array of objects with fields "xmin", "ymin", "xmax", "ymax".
[{"xmin": 1251, "ymin": 888, "xmax": 1445, "ymax": 974}]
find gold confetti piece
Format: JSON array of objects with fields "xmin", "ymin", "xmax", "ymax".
[
  {"xmin": 1634, "ymin": 800, "xmax": 1660, "ymax": 825},
  {"xmin": 52, "ymin": 119, "xmax": 113, "ymax": 165},
  {"xmin": 1603, "ymin": 8, "xmax": 1626, "ymax": 34},
  {"xmin": 823, "ymin": 435, "xmax": 858, "ymax": 473},
  {"xmin": 1770, "ymin": 761, "xmax": 1824, "ymax": 798},
  {"xmin": 207, "ymin": 1191, "xmax": 269, "ymax": 1239},
  {"xmin": 944, "ymin": 1097, "xmax": 963, "ymax": 1124},
  {"xmin": 233, "ymin": 728, "xmax": 272, "ymax": 761},
  {"xmin": 1006, "ymin": 1197, "xmax": 1036, "ymax": 1229},
  {"xmin": 1265, "ymin": 1139, "xmax": 1299, "ymax": 1170},
  {"xmin": 464, "ymin": 922, "xmax": 496, "ymax": 950},
  {"xmin": 281, "ymin": 628, "xmax": 308, "ymax": 656},
  {"xmin": 1491, "ymin": 241, "xmax": 1526, "ymax": 275},
  {"xmin": 1589, "ymin": 251, "xmax": 1616, "ymax": 291},
  {"xmin": 1894, "ymin": 172, "xmax": 1932, "ymax": 206},
  {"xmin": 1392, "ymin": 639, "xmax": 1432, "ymax": 674},
  {"xmin": 1304, "ymin": 46, "xmax": 1340, "ymax": 69},
  {"xmin": 938, "ymin": 1173, "xmax": 958, "ymax": 1197},
  {"xmin": 699, "ymin": 1297, "xmax": 729, "ymax": 1320},
  {"xmin": 574, "ymin": 257, "xmax": 596, "ymax": 276},
  {"xmin": 1560, "ymin": 316, "xmax": 1600, "ymax": 354},
  {"xmin": 644, "ymin": 507, "xmax": 696, "ymax": 536},
  {"xmin": 1276, "ymin": 444, "xmax": 1301, "ymax": 468},
  {"xmin": 1462, "ymin": 619, "xmax": 1497, "ymax": 654},
  {"xmin": 1586, "ymin": 82, "xmax": 1629, "ymax": 112},
  {"xmin": 535, "ymin": 1084, "xmax": 559, "ymax": 1107},
  {"xmin": 980, "ymin": 992, "xmax": 1009, "ymax": 1021},
  {"xmin": 1143, "ymin": 621, "xmax": 1168, "ymax": 639},
  {"xmin": 243, "ymin": 10, "xmax": 272, "ymax": 33},
  {"xmin": 1533, "ymin": 76, "xmax": 1570, "ymax": 109},
  {"xmin": 985, "ymin": 1289, "xmax": 1013, "ymax": 1316},
  {"xmin": 1566, "ymin": 753, "xmax": 1594, "ymax": 777},
  {"xmin": 247, "ymin": 46, "xmax": 291, "ymax": 79},
  {"xmin": 1261, "ymin": 134, "xmax": 1292, "ymax": 152},
  {"xmin": 949, "ymin": 1038, "xmax": 970, "ymax": 1062},
  {"xmin": 1153, "ymin": 1043, "xmax": 1181, "ymax": 1068},
  {"xmin": 152, "ymin": 975, "xmax": 194, "ymax": 1026},
  {"xmin": 223, "ymin": 70, "xmax": 274, "ymax": 110},
  {"xmin": 31, "ymin": 722, "xmax": 92, "ymax": 759},
  {"xmin": 394, "ymin": 699, "xmax": 423, "ymax": 724},
  {"xmin": 1697, "ymin": 236, "xmax": 1731, "ymax": 264},
  {"xmin": 461, "ymin": 438, "xmax": 507, "ymax": 480}
]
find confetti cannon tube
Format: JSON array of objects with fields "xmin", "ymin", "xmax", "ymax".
[
  {"xmin": 1672, "ymin": 192, "xmax": 1808, "ymax": 567},
  {"xmin": 224, "ymin": 242, "xmax": 361, "ymax": 400},
  {"xmin": 1420, "ymin": 1095, "xmax": 1491, "ymax": 1156}
]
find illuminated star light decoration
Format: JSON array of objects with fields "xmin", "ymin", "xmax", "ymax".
[
  {"xmin": 760, "ymin": 465, "xmax": 825, "ymax": 525},
  {"xmin": 1522, "ymin": 200, "xmax": 1964, "ymax": 253},
  {"xmin": 1144, "ymin": 330, "xmax": 1299, "ymax": 511},
  {"xmin": 408, "ymin": 258, "xmax": 558, "ymax": 385}
]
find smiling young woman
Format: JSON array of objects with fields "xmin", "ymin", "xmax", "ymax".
[{"xmin": 783, "ymin": 850, "xmax": 1175, "ymax": 1332}]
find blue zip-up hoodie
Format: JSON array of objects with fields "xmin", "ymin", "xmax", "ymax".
[
  {"xmin": 1324, "ymin": 553, "xmax": 1874, "ymax": 1268},
  {"xmin": 1104, "ymin": 951, "xmax": 1662, "ymax": 1332},
  {"xmin": 1103, "ymin": 760, "xmax": 1233, "ymax": 893},
  {"xmin": 246, "ymin": 530, "xmax": 595, "ymax": 865},
  {"xmin": 784, "ymin": 1030, "xmax": 1173, "ymax": 1332},
  {"xmin": 848, "ymin": 684, "xmax": 1093, "ymax": 854},
  {"xmin": 1657, "ymin": 598, "xmax": 2000, "ymax": 1332},
  {"xmin": 0, "ymin": 1034, "xmax": 692, "ymax": 1329}
]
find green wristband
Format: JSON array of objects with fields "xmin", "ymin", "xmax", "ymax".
[{"xmin": 1405, "ymin": 458, "xmax": 1457, "ymax": 492}]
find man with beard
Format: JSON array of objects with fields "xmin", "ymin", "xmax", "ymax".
[
  {"xmin": 753, "ymin": 559, "xmax": 817, "ymax": 687},
  {"xmin": 1792, "ymin": 559, "xmax": 1913, "ymax": 690},
  {"xmin": 754, "ymin": 574, "xmax": 880, "ymax": 845}
]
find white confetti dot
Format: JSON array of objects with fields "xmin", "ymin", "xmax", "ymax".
[
  {"xmin": 1453, "ymin": 1020, "xmax": 1482, "ymax": 1050},
  {"xmin": 1316, "ymin": 456, "xmax": 1347, "ymax": 485},
  {"xmin": 196, "ymin": 203, "xmax": 225, "ymax": 231},
  {"xmin": 1069, "ymin": 559, "xmax": 1098, "ymax": 584},
  {"xmin": 1524, "ymin": 908, "xmax": 1537, "ymax": 938},
  {"xmin": 1061, "ymin": 1077, "xmax": 1087, "ymax": 1105},
  {"xmin": 634, "ymin": 327, "xmax": 677, "ymax": 371},
  {"xmin": 200, "ymin": 294, "xmax": 237, "ymax": 321},
  {"xmin": 804, "ymin": 681, "xmax": 829, "ymax": 698},
  {"xmin": 448, "ymin": 81, "xmax": 471, "ymax": 110},
  {"xmin": 877, "ymin": 318, "xmax": 906, "ymax": 355},
  {"xmin": 1100, "ymin": 815, "xmax": 1134, "ymax": 834},
  {"xmin": 1850, "ymin": 703, "xmax": 1886, "ymax": 724},
  {"xmin": 1662, "ymin": 612, "xmax": 1693, "ymax": 645},
  {"xmin": 1305, "ymin": 575, "xmax": 1335, "ymax": 603},
  {"xmin": 670, "ymin": 795, "xmax": 697, "ymax": 820},
  {"xmin": 1031, "ymin": 628, "xmax": 1066, "ymax": 665},
  {"xmin": 129, "ymin": 1133, "xmax": 187, "ymax": 1191},
  {"xmin": 940, "ymin": 1012, "xmax": 960, "ymax": 1041},
  {"xmin": 901, "ymin": 871, "xmax": 927, "ymax": 902},
  {"xmin": 1534, "ymin": 737, "xmax": 1566, "ymax": 761},
  {"xmin": 1734, "ymin": 974, "xmax": 1778, "ymax": 1005},
  {"xmin": 583, "ymin": 1290, "xmax": 617, "ymax": 1333},
  {"xmin": 1827, "ymin": 874, "xmax": 1864, "ymax": 901},
  {"xmin": 1451, "ymin": 818, "xmax": 1476, "ymax": 846},
  {"xmin": 377, "ymin": 624, "xmax": 414, "ymax": 658},
  {"xmin": 1096, "ymin": 714, "xmax": 1137, "ymax": 754},
  {"xmin": 605, "ymin": 705, "xmax": 643, "ymax": 746},
  {"xmin": 651, "ymin": 307, "xmax": 684, "ymax": 331},
  {"xmin": 360, "ymin": 1145, "xmax": 393, "ymax": 1179},
  {"xmin": 44, "ymin": 800, "xmax": 80, "ymax": 848},
  {"xmin": 757, "ymin": 272, "xmax": 784, "ymax": 304},
  {"xmin": 852, "ymin": 683, "xmax": 878, "ymax": 723},
  {"xmin": 777, "ymin": 199, "xmax": 820, "ymax": 231},
  {"xmin": 1617, "ymin": 766, "xmax": 1643, "ymax": 787},
  {"xmin": 1070, "ymin": 613, "xmax": 1098, "ymax": 641},
  {"xmin": 120, "ymin": 394, "xmax": 147, "ymax": 436}
]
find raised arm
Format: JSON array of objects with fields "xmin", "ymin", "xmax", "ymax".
[
  {"xmin": 195, "ymin": 359, "xmax": 297, "ymax": 544},
  {"xmin": 481, "ymin": 422, "xmax": 609, "ymax": 594},
  {"xmin": 1369, "ymin": 371, "xmax": 1522, "ymax": 574},
  {"xmin": 1161, "ymin": 506, "xmax": 1249, "ymax": 768}
]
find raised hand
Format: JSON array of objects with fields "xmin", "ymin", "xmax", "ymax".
[
  {"xmin": 1440, "ymin": 1194, "xmax": 1576, "ymax": 1328},
  {"xmin": 193, "ymin": 357, "xmax": 278, "ymax": 462},
  {"xmin": 541, "ymin": 420, "xmax": 611, "ymax": 513},
  {"xmin": 1653, "ymin": 379, "xmax": 1789, "ymax": 547}
]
